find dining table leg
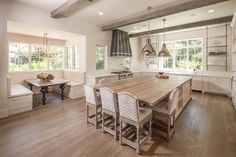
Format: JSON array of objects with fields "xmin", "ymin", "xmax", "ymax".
[
  {"xmin": 28, "ymin": 83, "xmax": 33, "ymax": 91},
  {"xmin": 59, "ymin": 84, "xmax": 66, "ymax": 100},
  {"xmin": 40, "ymin": 86, "xmax": 49, "ymax": 105}
]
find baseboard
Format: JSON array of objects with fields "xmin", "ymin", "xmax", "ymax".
[{"xmin": 0, "ymin": 108, "xmax": 8, "ymax": 118}]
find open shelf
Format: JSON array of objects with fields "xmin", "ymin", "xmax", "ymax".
[
  {"xmin": 207, "ymin": 45, "xmax": 227, "ymax": 48},
  {"xmin": 206, "ymin": 24, "xmax": 228, "ymax": 71},
  {"xmin": 207, "ymin": 35, "xmax": 227, "ymax": 39}
]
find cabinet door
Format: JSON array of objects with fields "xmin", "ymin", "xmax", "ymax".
[
  {"xmin": 205, "ymin": 76, "xmax": 231, "ymax": 95},
  {"xmin": 232, "ymin": 81, "xmax": 236, "ymax": 104},
  {"xmin": 192, "ymin": 76, "xmax": 202, "ymax": 91}
]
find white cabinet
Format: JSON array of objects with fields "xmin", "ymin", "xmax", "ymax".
[
  {"xmin": 192, "ymin": 76, "xmax": 203, "ymax": 91},
  {"xmin": 203, "ymin": 76, "xmax": 232, "ymax": 96}
]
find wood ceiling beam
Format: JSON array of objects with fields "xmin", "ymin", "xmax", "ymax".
[
  {"xmin": 129, "ymin": 16, "xmax": 233, "ymax": 38},
  {"xmin": 51, "ymin": 0, "xmax": 99, "ymax": 18},
  {"xmin": 101, "ymin": 0, "xmax": 229, "ymax": 31}
]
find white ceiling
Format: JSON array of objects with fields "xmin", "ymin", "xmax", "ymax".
[
  {"xmin": 12, "ymin": 0, "xmax": 236, "ymax": 34},
  {"xmin": 13, "ymin": 0, "xmax": 191, "ymax": 25},
  {"xmin": 120, "ymin": 0, "xmax": 236, "ymax": 34},
  {"xmin": 13, "ymin": 0, "xmax": 67, "ymax": 11},
  {"xmin": 7, "ymin": 21, "xmax": 82, "ymax": 40}
]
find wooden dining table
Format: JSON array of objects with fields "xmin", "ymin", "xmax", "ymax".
[
  {"xmin": 95, "ymin": 75, "xmax": 192, "ymax": 108},
  {"xmin": 24, "ymin": 79, "xmax": 69, "ymax": 105}
]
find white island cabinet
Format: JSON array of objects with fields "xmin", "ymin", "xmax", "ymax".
[
  {"xmin": 86, "ymin": 74, "xmax": 119, "ymax": 85},
  {"xmin": 141, "ymin": 71, "xmax": 232, "ymax": 96}
]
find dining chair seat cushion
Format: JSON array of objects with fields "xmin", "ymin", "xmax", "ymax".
[
  {"xmin": 152, "ymin": 101, "xmax": 170, "ymax": 115},
  {"xmin": 139, "ymin": 107, "xmax": 152, "ymax": 121}
]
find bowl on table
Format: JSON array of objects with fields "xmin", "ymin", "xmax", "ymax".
[{"xmin": 37, "ymin": 73, "xmax": 55, "ymax": 82}]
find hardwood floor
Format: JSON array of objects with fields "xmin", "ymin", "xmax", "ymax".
[{"xmin": 0, "ymin": 92, "xmax": 236, "ymax": 157}]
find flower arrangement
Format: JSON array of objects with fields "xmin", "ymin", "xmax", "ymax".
[{"xmin": 37, "ymin": 72, "xmax": 55, "ymax": 82}]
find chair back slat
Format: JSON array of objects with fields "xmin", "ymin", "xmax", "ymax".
[
  {"xmin": 100, "ymin": 87, "xmax": 118, "ymax": 113},
  {"xmin": 168, "ymin": 88, "xmax": 180, "ymax": 113},
  {"xmin": 84, "ymin": 84, "xmax": 98, "ymax": 105},
  {"xmin": 117, "ymin": 92, "xmax": 139, "ymax": 122}
]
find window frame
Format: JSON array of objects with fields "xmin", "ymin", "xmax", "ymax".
[
  {"xmin": 96, "ymin": 45, "xmax": 106, "ymax": 71},
  {"xmin": 157, "ymin": 38, "xmax": 203, "ymax": 71},
  {"xmin": 9, "ymin": 42, "xmax": 65, "ymax": 72},
  {"xmin": 64, "ymin": 45, "xmax": 80, "ymax": 71}
]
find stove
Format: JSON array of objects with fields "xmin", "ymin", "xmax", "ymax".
[{"xmin": 111, "ymin": 71, "xmax": 133, "ymax": 80}]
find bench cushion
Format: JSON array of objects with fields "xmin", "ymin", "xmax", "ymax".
[
  {"xmin": 67, "ymin": 80, "xmax": 83, "ymax": 87},
  {"xmin": 9, "ymin": 84, "xmax": 33, "ymax": 98}
]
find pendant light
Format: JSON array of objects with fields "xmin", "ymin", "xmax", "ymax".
[
  {"xmin": 141, "ymin": 6, "xmax": 156, "ymax": 56},
  {"xmin": 158, "ymin": 19, "xmax": 171, "ymax": 57}
]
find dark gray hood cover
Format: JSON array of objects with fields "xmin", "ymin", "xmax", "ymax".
[{"xmin": 110, "ymin": 29, "xmax": 132, "ymax": 57}]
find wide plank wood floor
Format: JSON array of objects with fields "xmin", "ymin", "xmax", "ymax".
[{"xmin": 0, "ymin": 92, "xmax": 236, "ymax": 157}]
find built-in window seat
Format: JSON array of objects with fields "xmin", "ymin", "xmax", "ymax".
[
  {"xmin": 7, "ymin": 76, "xmax": 33, "ymax": 116},
  {"xmin": 53, "ymin": 71, "xmax": 85, "ymax": 99}
]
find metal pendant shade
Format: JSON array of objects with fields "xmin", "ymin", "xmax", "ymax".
[
  {"xmin": 158, "ymin": 19, "xmax": 171, "ymax": 57},
  {"xmin": 141, "ymin": 38, "xmax": 156, "ymax": 56},
  {"xmin": 158, "ymin": 43, "xmax": 171, "ymax": 57},
  {"xmin": 141, "ymin": 7, "xmax": 156, "ymax": 56}
]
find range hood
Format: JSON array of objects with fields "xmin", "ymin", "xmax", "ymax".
[{"xmin": 110, "ymin": 29, "xmax": 132, "ymax": 57}]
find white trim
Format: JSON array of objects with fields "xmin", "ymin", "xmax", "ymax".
[
  {"xmin": 231, "ymin": 11, "xmax": 236, "ymax": 27},
  {"xmin": 0, "ymin": 108, "xmax": 8, "ymax": 118}
]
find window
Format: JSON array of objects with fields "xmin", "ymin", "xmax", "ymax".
[
  {"xmin": 48, "ymin": 46, "xmax": 64, "ymax": 70},
  {"xmin": 65, "ymin": 46, "xmax": 79, "ymax": 70},
  {"xmin": 9, "ymin": 43, "xmax": 30, "ymax": 71},
  {"xmin": 9, "ymin": 42, "xmax": 64, "ymax": 72},
  {"xmin": 96, "ymin": 45, "xmax": 105, "ymax": 70},
  {"xmin": 158, "ymin": 38, "xmax": 203, "ymax": 70}
]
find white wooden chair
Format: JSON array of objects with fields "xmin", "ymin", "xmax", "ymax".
[
  {"xmin": 117, "ymin": 92, "xmax": 152, "ymax": 154},
  {"xmin": 152, "ymin": 88, "xmax": 180, "ymax": 141},
  {"xmin": 84, "ymin": 84, "xmax": 102, "ymax": 129},
  {"xmin": 100, "ymin": 87, "xmax": 119, "ymax": 140}
]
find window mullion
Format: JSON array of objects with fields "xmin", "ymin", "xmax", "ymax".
[{"xmin": 29, "ymin": 44, "xmax": 32, "ymax": 71}]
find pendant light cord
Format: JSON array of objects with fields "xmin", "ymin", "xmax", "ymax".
[
  {"xmin": 147, "ymin": 7, "xmax": 151, "ymax": 37},
  {"xmin": 163, "ymin": 19, "xmax": 166, "ymax": 44}
]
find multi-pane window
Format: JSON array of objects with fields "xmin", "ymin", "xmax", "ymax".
[
  {"xmin": 9, "ymin": 43, "xmax": 30, "ymax": 71},
  {"xmin": 96, "ymin": 45, "xmax": 105, "ymax": 70},
  {"xmin": 158, "ymin": 38, "xmax": 203, "ymax": 70},
  {"xmin": 48, "ymin": 46, "xmax": 64, "ymax": 70},
  {"xmin": 64, "ymin": 46, "xmax": 79, "ymax": 70},
  {"xmin": 9, "ymin": 42, "xmax": 64, "ymax": 72}
]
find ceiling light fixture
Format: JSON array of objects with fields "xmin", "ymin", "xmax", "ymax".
[
  {"xmin": 140, "ymin": 6, "xmax": 156, "ymax": 56},
  {"xmin": 208, "ymin": 10, "xmax": 214, "ymax": 13},
  {"xmin": 158, "ymin": 19, "xmax": 171, "ymax": 57},
  {"xmin": 98, "ymin": 12, "xmax": 104, "ymax": 15},
  {"xmin": 133, "ymin": 26, "xmax": 138, "ymax": 29}
]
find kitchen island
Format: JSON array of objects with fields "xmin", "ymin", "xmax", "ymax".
[
  {"xmin": 96, "ymin": 75, "xmax": 192, "ymax": 118},
  {"xmin": 87, "ymin": 70, "xmax": 232, "ymax": 97}
]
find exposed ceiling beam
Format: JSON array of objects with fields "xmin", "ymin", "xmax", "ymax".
[
  {"xmin": 51, "ymin": 0, "xmax": 99, "ymax": 18},
  {"xmin": 101, "ymin": 0, "xmax": 229, "ymax": 31},
  {"xmin": 129, "ymin": 16, "xmax": 233, "ymax": 38}
]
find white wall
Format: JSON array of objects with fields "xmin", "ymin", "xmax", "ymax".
[
  {"xmin": 0, "ymin": 1, "xmax": 9, "ymax": 118},
  {"xmin": 0, "ymin": 0, "xmax": 126, "ymax": 118},
  {"xmin": 85, "ymin": 24, "xmax": 128, "ymax": 74}
]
